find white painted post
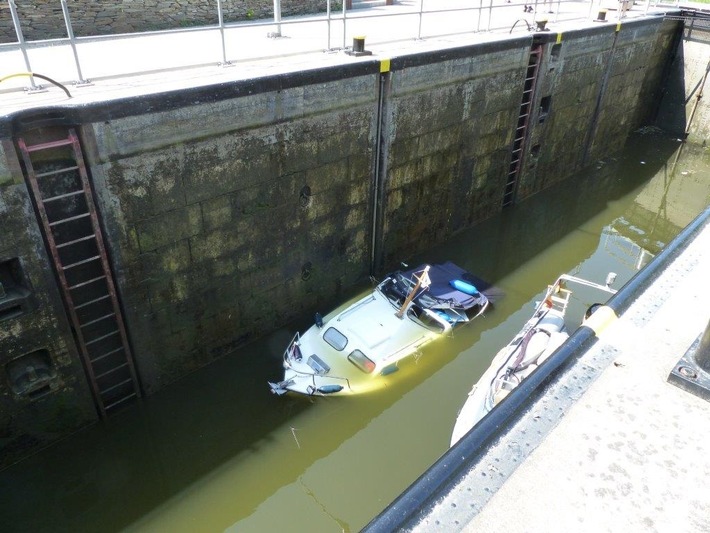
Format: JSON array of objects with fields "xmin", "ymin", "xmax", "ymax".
[
  {"xmin": 342, "ymin": 0, "xmax": 347, "ymax": 50},
  {"xmin": 272, "ymin": 0, "xmax": 282, "ymax": 37},
  {"xmin": 60, "ymin": 0, "xmax": 89, "ymax": 84},
  {"xmin": 7, "ymin": 0, "xmax": 37, "ymax": 90},
  {"xmin": 216, "ymin": 0, "xmax": 230, "ymax": 65}
]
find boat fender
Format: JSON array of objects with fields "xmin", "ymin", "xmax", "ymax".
[
  {"xmin": 450, "ymin": 279, "xmax": 479, "ymax": 295},
  {"xmin": 317, "ymin": 384, "xmax": 344, "ymax": 394},
  {"xmin": 381, "ymin": 364, "xmax": 399, "ymax": 376},
  {"xmin": 585, "ymin": 303, "xmax": 604, "ymax": 320}
]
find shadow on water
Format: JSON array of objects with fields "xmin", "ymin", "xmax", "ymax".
[
  {"xmin": 407, "ymin": 129, "xmax": 685, "ymax": 287},
  {"xmin": 0, "ymin": 130, "xmax": 702, "ymax": 533}
]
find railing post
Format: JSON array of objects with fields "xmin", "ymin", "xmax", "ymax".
[
  {"xmin": 417, "ymin": 0, "xmax": 424, "ymax": 39},
  {"xmin": 477, "ymin": 0, "xmax": 483, "ymax": 32},
  {"xmin": 342, "ymin": 0, "xmax": 347, "ymax": 50},
  {"xmin": 7, "ymin": 0, "xmax": 38, "ymax": 90},
  {"xmin": 271, "ymin": 0, "xmax": 282, "ymax": 37},
  {"xmin": 60, "ymin": 0, "xmax": 90, "ymax": 85},
  {"xmin": 216, "ymin": 0, "xmax": 230, "ymax": 65},
  {"xmin": 326, "ymin": 0, "xmax": 332, "ymax": 50}
]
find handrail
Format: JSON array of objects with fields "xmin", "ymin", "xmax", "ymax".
[{"xmin": 0, "ymin": 0, "xmax": 632, "ymax": 91}]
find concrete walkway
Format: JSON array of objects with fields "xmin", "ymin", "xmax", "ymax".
[
  {"xmin": 412, "ymin": 213, "xmax": 710, "ymax": 532},
  {"xmin": 0, "ymin": 0, "xmax": 672, "ymax": 117}
]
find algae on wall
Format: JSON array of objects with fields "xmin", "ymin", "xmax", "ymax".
[{"xmin": 86, "ymin": 77, "xmax": 379, "ymax": 394}]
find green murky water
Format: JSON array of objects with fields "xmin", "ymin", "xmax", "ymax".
[{"xmin": 1, "ymin": 130, "xmax": 708, "ymax": 533}]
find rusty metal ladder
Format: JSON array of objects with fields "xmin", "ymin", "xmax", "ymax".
[
  {"xmin": 18, "ymin": 129, "xmax": 141, "ymax": 417},
  {"xmin": 503, "ymin": 43, "xmax": 543, "ymax": 207}
]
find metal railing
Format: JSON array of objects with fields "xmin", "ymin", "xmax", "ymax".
[{"xmin": 0, "ymin": 0, "xmax": 677, "ymax": 93}]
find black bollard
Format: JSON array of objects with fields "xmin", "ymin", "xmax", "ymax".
[{"xmin": 346, "ymin": 36, "xmax": 372, "ymax": 56}]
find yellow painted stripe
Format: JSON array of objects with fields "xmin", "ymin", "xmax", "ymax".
[
  {"xmin": 582, "ymin": 305, "xmax": 618, "ymax": 336},
  {"xmin": 616, "ymin": 22, "xmax": 622, "ymax": 32},
  {"xmin": 556, "ymin": 32, "xmax": 562, "ymax": 45},
  {"xmin": 380, "ymin": 59, "xmax": 391, "ymax": 73}
]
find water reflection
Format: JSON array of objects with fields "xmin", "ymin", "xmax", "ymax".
[{"xmin": 0, "ymin": 131, "xmax": 707, "ymax": 533}]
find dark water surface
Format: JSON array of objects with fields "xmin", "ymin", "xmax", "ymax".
[{"xmin": 1, "ymin": 130, "xmax": 708, "ymax": 533}]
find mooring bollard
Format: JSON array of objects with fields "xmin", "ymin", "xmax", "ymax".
[
  {"xmin": 535, "ymin": 19, "xmax": 549, "ymax": 31},
  {"xmin": 353, "ymin": 36, "xmax": 365, "ymax": 53},
  {"xmin": 669, "ymin": 318, "xmax": 710, "ymax": 401},
  {"xmin": 595, "ymin": 9, "xmax": 607, "ymax": 22},
  {"xmin": 346, "ymin": 36, "xmax": 372, "ymax": 56}
]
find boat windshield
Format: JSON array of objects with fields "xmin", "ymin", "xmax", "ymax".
[
  {"xmin": 378, "ymin": 271, "xmax": 447, "ymax": 312},
  {"xmin": 378, "ymin": 273, "xmax": 414, "ymax": 308},
  {"xmin": 407, "ymin": 305, "xmax": 447, "ymax": 333}
]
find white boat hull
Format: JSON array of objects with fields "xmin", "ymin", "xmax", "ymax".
[{"xmin": 450, "ymin": 273, "xmax": 617, "ymax": 447}]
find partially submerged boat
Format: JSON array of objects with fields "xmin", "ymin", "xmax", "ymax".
[
  {"xmin": 269, "ymin": 262, "xmax": 490, "ymax": 396},
  {"xmin": 449, "ymin": 273, "xmax": 616, "ymax": 447}
]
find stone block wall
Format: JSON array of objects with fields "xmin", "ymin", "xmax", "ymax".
[
  {"xmin": 84, "ymin": 75, "xmax": 378, "ymax": 393},
  {"xmin": 515, "ymin": 18, "xmax": 679, "ymax": 200},
  {"xmin": 0, "ymin": 0, "xmax": 332, "ymax": 42},
  {"xmin": 379, "ymin": 41, "xmax": 530, "ymax": 267},
  {"xmin": 0, "ymin": 14, "xmax": 685, "ymax": 467}
]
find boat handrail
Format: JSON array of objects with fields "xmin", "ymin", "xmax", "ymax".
[{"xmin": 557, "ymin": 273, "xmax": 618, "ymax": 294}]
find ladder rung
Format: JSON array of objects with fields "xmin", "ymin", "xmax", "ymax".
[
  {"xmin": 100, "ymin": 378, "xmax": 134, "ymax": 396},
  {"xmin": 103, "ymin": 392, "xmax": 138, "ymax": 411},
  {"xmin": 80, "ymin": 312, "xmax": 116, "ymax": 329},
  {"xmin": 43, "ymin": 189, "xmax": 84, "ymax": 203},
  {"xmin": 35, "ymin": 165, "xmax": 79, "ymax": 179},
  {"xmin": 48, "ymin": 212, "xmax": 90, "ymax": 227},
  {"xmin": 56, "ymin": 234, "xmax": 96, "ymax": 249},
  {"xmin": 75, "ymin": 293, "xmax": 111, "ymax": 309},
  {"xmin": 95, "ymin": 362, "xmax": 128, "ymax": 380},
  {"xmin": 90, "ymin": 346, "xmax": 124, "ymax": 364},
  {"xmin": 68, "ymin": 274, "xmax": 106, "ymax": 290},
  {"xmin": 25, "ymin": 138, "xmax": 74, "ymax": 152},
  {"xmin": 85, "ymin": 329, "xmax": 120, "ymax": 346},
  {"xmin": 62, "ymin": 255, "xmax": 101, "ymax": 271}
]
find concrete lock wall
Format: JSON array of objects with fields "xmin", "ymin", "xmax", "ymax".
[
  {"xmin": 83, "ymin": 69, "xmax": 380, "ymax": 393},
  {"xmin": 0, "ymin": 0, "xmax": 331, "ymax": 43},
  {"xmin": 0, "ymin": 15, "xmax": 688, "ymax": 468}
]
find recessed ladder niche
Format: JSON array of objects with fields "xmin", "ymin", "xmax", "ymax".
[
  {"xmin": 17, "ymin": 129, "xmax": 141, "ymax": 417},
  {"xmin": 503, "ymin": 43, "xmax": 543, "ymax": 207}
]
